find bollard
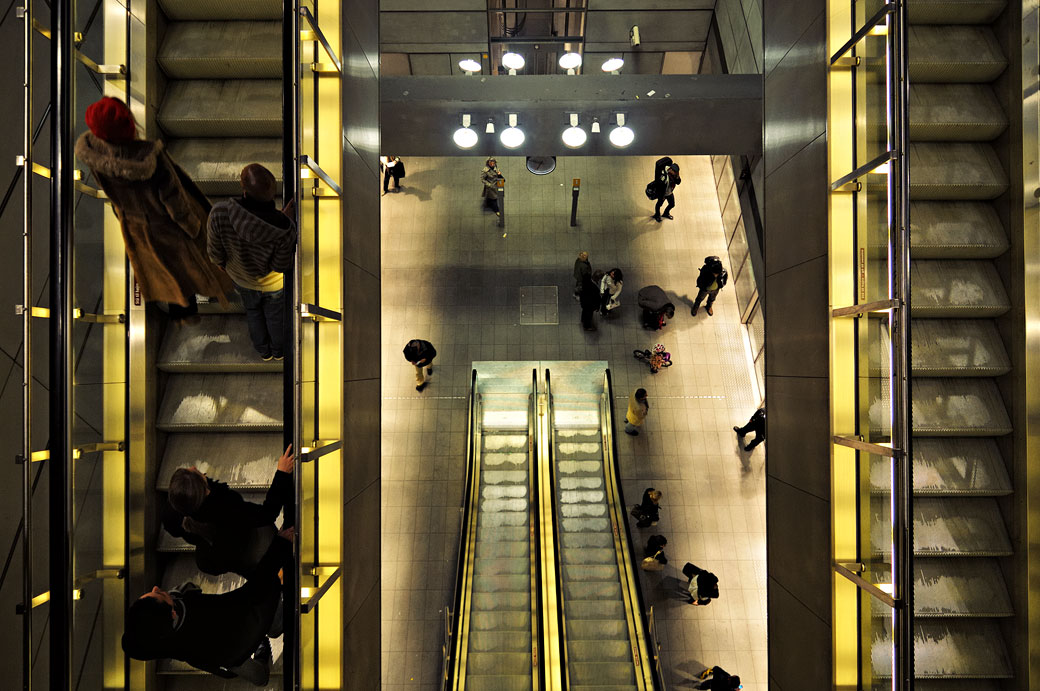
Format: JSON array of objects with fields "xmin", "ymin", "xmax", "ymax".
[
  {"xmin": 497, "ymin": 178, "xmax": 506, "ymax": 229},
  {"xmin": 570, "ymin": 178, "xmax": 580, "ymax": 227}
]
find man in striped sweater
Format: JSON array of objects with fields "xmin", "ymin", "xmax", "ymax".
[{"xmin": 207, "ymin": 164, "xmax": 296, "ymax": 361}]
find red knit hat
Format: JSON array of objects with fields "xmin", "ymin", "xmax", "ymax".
[{"xmin": 85, "ymin": 97, "xmax": 137, "ymax": 143}]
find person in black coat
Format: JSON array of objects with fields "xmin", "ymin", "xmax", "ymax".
[
  {"xmin": 691, "ymin": 256, "xmax": 728, "ymax": 317},
  {"xmin": 652, "ymin": 156, "xmax": 681, "ymax": 222},
  {"xmin": 579, "ymin": 275, "xmax": 600, "ymax": 332},
  {"xmin": 123, "ymin": 536, "xmax": 288, "ymax": 685},
  {"xmin": 632, "ymin": 488, "xmax": 662, "ymax": 527},
  {"xmin": 682, "ymin": 562, "xmax": 720, "ymax": 606},
  {"xmin": 696, "ymin": 666, "xmax": 741, "ymax": 689},
  {"xmin": 162, "ymin": 444, "xmax": 294, "ymax": 578},
  {"xmin": 643, "ymin": 534, "xmax": 668, "ymax": 564},
  {"xmin": 403, "ymin": 338, "xmax": 437, "ymax": 392},
  {"xmin": 380, "ymin": 155, "xmax": 405, "ymax": 194},
  {"xmin": 734, "ymin": 408, "xmax": 766, "ymax": 451}
]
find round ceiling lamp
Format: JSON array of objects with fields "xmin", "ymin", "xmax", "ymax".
[
  {"xmin": 501, "ymin": 52, "xmax": 525, "ymax": 70},
  {"xmin": 500, "ymin": 126, "xmax": 525, "ymax": 149},
  {"xmin": 559, "ymin": 52, "xmax": 583, "ymax": 70},
  {"xmin": 562, "ymin": 126, "xmax": 587, "ymax": 148},
  {"xmin": 453, "ymin": 126, "xmax": 479, "ymax": 149},
  {"xmin": 609, "ymin": 126, "xmax": 634, "ymax": 147},
  {"xmin": 601, "ymin": 57, "xmax": 624, "ymax": 72},
  {"xmin": 458, "ymin": 58, "xmax": 481, "ymax": 73}
]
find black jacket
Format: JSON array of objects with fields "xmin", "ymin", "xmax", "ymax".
[
  {"xmin": 162, "ymin": 471, "xmax": 292, "ymax": 576},
  {"xmin": 749, "ymin": 408, "xmax": 766, "ymax": 435},
  {"xmin": 696, "ymin": 263, "xmax": 728, "ymax": 291},
  {"xmin": 122, "ymin": 539, "xmax": 286, "ymax": 677},
  {"xmin": 654, "ymin": 157, "xmax": 681, "ymax": 198},
  {"xmin": 637, "ymin": 489, "xmax": 660, "ymax": 522},
  {"xmin": 403, "ymin": 339, "xmax": 436, "ymax": 365},
  {"xmin": 579, "ymin": 276, "xmax": 601, "ymax": 310},
  {"xmin": 700, "ymin": 666, "xmax": 737, "ymax": 689}
]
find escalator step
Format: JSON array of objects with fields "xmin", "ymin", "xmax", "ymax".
[
  {"xmin": 558, "ymin": 503, "xmax": 607, "ymax": 519},
  {"xmin": 567, "ymin": 640, "xmax": 632, "ymax": 663},
  {"xmin": 159, "ymin": 0, "xmax": 282, "ymax": 20},
  {"xmin": 480, "ymin": 499, "xmax": 528, "ymax": 515},
  {"xmin": 870, "ymin": 438, "xmax": 1011, "ymax": 495},
  {"xmin": 157, "ymin": 493, "xmax": 278, "ymax": 552},
  {"xmin": 554, "ymin": 409, "xmax": 600, "ymax": 427},
  {"xmin": 482, "ymin": 485, "xmax": 528, "ymax": 501},
  {"xmin": 469, "ymin": 630, "xmax": 532, "ymax": 653},
  {"xmin": 471, "ymin": 592, "xmax": 530, "ymax": 611},
  {"xmin": 568, "ymin": 662, "xmax": 637, "ymax": 686},
  {"xmin": 157, "ymin": 314, "xmax": 282, "ymax": 372},
  {"xmin": 568, "ymin": 619, "xmax": 629, "ymax": 641},
  {"xmin": 873, "ymin": 497, "xmax": 1012, "ymax": 556},
  {"xmin": 870, "ymin": 558, "xmax": 1012, "ymax": 617},
  {"xmin": 482, "ymin": 409, "xmax": 529, "ymax": 429},
  {"xmin": 477, "ymin": 525, "xmax": 528, "ymax": 542},
  {"xmin": 564, "ymin": 581, "xmax": 622, "ymax": 602},
  {"xmin": 159, "ymin": 80, "xmax": 282, "ymax": 138},
  {"xmin": 558, "ymin": 460, "xmax": 603, "ymax": 476},
  {"xmin": 570, "ymin": 686, "xmax": 642, "ymax": 691},
  {"xmin": 465, "ymin": 652, "xmax": 532, "ymax": 676},
  {"xmin": 157, "ymin": 432, "xmax": 282, "ymax": 490},
  {"xmin": 562, "ymin": 517, "xmax": 610, "ymax": 533},
  {"xmin": 910, "ymin": 260, "xmax": 1009, "ymax": 318},
  {"xmin": 567, "ymin": 600, "xmax": 625, "ymax": 619},
  {"xmin": 463, "ymin": 675, "xmax": 534, "ymax": 691},
  {"xmin": 559, "ymin": 489, "xmax": 607, "ymax": 505},
  {"xmin": 564, "ymin": 564, "xmax": 619, "ymax": 582},
  {"xmin": 470, "ymin": 611, "xmax": 531, "ymax": 632},
  {"xmin": 158, "ymin": 21, "xmax": 282, "ymax": 79},
  {"xmin": 872, "ymin": 620, "xmax": 1011, "ymax": 678},
  {"xmin": 482, "ymin": 452, "xmax": 528, "ymax": 468},
  {"xmin": 474, "ymin": 557, "xmax": 529, "ymax": 576},
  {"xmin": 562, "ymin": 547, "xmax": 616, "ymax": 566},
  {"xmin": 911, "ymin": 378, "xmax": 1012, "ymax": 436},
  {"xmin": 157, "ymin": 373, "xmax": 283, "ymax": 431},
  {"xmin": 909, "ymin": 201, "xmax": 1008, "ymax": 259},
  {"xmin": 167, "ymin": 138, "xmax": 282, "ymax": 197},
  {"xmin": 161, "ymin": 553, "xmax": 244, "ymax": 593},
  {"xmin": 911, "ymin": 319, "xmax": 1011, "ymax": 376},
  {"xmin": 562, "ymin": 532, "xmax": 614, "ymax": 549},
  {"xmin": 483, "ymin": 470, "xmax": 529, "ymax": 485},
  {"xmin": 482, "ymin": 434, "xmax": 529, "ymax": 451},
  {"xmin": 476, "ymin": 541, "xmax": 529, "ymax": 559},
  {"xmin": 909, "ymin": 143, "xmax": 1008, "ymax": 200},
  {"xmin": 909, "ymin": 84, "xmax": 1007, "ymax": 141},
  {"xmin": 561, "ymin": 476, "xmax": 605, "ymax": 491},
  {"xmin": 908, "ymin": 0, "xmax": 1005, "ymax": 24},
  {"xmin": 556, "ymin": 429, "xmax": 602, "ymax": 443},
  {"xmin": 908, "ymin": 26, "xmax": 1006, "ymax": 83},
  {"xmin": 473, "ymin": 574, "xmax": 529, "ymax": 593}
]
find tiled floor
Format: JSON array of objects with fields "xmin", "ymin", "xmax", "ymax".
[{"xmin": 381, "ymin": 156, "xmax": 766, "ymax": 690}]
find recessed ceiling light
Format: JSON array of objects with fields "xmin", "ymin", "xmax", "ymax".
[
  {"xmin": 500, "ymin": 126, "xmax": 525, "ymax": 149},
  {"xmin": 453, "ymin": 127, "xmax": 478, "ymax": 149},
  {"xmin": 562, "ymin": 126, "xmax": 587, "ymax": 148},
  {"xmin": 559, "ymin": 52, "xmax": 582, "ymax": 70},
  {"xmin": 502, "ymin": 52, "xmax": 525, "ymax": 70},
  {"xmin": 601, "ymin": 57, "xmax": 624, "ymax": 72},
  {"xmin": 458, "ymin": 58, "xmax": 481, "ymax": 73},
  {"xmin": 609, "ymin": 126, "xmax": 634, "ymax": 147}
]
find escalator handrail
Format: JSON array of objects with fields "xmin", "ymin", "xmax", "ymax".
[
  {"xmin": 528, "ymin": 368, "xmax": 542, "ymax": 691},
  {"xmin": 445, "ymin": 369, "xmax": 479, "ymax": 691},
  {"xmin": 603, "ymin": 369, "xmax": 664, "ymax": 691},
  {"xmin": 542, "ymin": 370, "xmax": 570, "ymax": 691}
]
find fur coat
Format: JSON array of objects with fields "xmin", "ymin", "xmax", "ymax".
[{"xmin": 75, "ymin": 132, "xmax": 232, "ymax": 307}]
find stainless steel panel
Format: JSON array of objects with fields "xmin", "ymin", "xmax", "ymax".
[
  {"xmin": 766, "ymin": 476, "xmax": 832, "ymax": 620},
  {"xmin": 765, "ymin": 375, "xmax": 830, "ymax": 499},
  {"xmin": 763, "ymin": 255, "xmax": 829, "ymax": 378},
  {"xmin": 764, "ymin": 135, "xmax": 828, "ymax": 274}
]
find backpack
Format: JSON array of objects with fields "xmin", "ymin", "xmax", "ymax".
[
  {"xmin": 699, "ymin": 572, "xmax": 720, "ymax": 599},
  {"xmin": 645, "ymin": 180, "xmax": 661, "ymax": 200}
]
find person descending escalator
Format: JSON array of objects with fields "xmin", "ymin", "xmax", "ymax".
[
  {"xmin": 75, "ymin": 97, "xmax": 233, "ymax": 322},
  {"xmin": 207, "ymin": 163, "xmax": 297, "ymax": 362},
  {"xmin": 123, "ymin": 531, "xmax": 290, "ymax": 686},
  {"xmin": 162, "ymin": 444, "xmax": 295, "ymax": 578}
]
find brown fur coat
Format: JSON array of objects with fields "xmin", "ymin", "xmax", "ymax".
[{"xmin": 75, "ymin": 132, "xmax": 232, "ymax": 306}]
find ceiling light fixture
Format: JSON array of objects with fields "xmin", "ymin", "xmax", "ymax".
[
  {"xmin": 591, "ymin": 118, "xmax": 601, "ymax": 134},
  {"xmin": 609, "ymin": 113, "xmax": 634, "ymax": 148},
  {"xmin": 559, "ymin": 52, "xmax": 582, "ymax": 74},
  {"xmin": 458, "ymin": 58, "xmax": 481, "ymax": 74},
  {"xmin": 452, "ymin": 114, "xmax": 479, "ymax": 149},
  {"xmin": 561, "ymin": 113, "xmax": 587, "ymax": 149},
  {"xmin": 485, "ymin": 118, "xmax": 495, "ymax": 134},
  {"xmin": 501, "ymin": 52, "xmax": 525, "ymax": 73},
  {"xmin": 601, "ymin": 57, "xmax": 624, "ymax": 73},
  {"xmin": 500, "ymin": 113, "xmax": 525, "ymax": 149}
]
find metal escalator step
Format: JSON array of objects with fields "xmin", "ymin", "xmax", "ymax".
[
  {"xmin": 911, "ymin": 378, "xmax": 1012, "ymax": 436},
  {"xmin": 484, "ymin": 470, "xmax": 529, "ymax": 485},
  {"xmin": 479, "ymin": 512, "xmax": 528, "ymax": 528},
  {"xmin": 483, "ymin": 434, "xmax": 529, "ymax": 452},
  {"xmin": 565, "ymin": 581, "xmax": 622, "ymax": 601},
  {"xmin": 167, "ymin": 138, "xmax": 282, "ymax": 197},
  {"xmin": 482, "ymin": 411, "xmax": 529, "ymax": 430},
  {"xmin": 559, "ymin": 503, "xmax": 607, "ymax": 519},
  {"xmin": 913, "ymin": 497, "xmax": 1012, "ymax": 556},
  {"xmin": 157, "ymin": 492, "xmax": 278, "ymax": 551},
  {"xmin": 470, "ymin": 611, "xmax": 531, "ymax": 632},
  {"xmin": 909, "ymin": 84, "xmax": 1007, "ymax": 141},
  {"xmin": 158, "ymin": 432, "xmax": 282, "ymax": 489},
  {"xmin": 909, "ymin": 143, "xmax": 1008, "ymax": 200},
  {"xmin": 474, "ymin": 557, "xmax": 529, "ymax": 576},
  {"xmin": 560, "ymin": 489, "xmax": 607, "ymax": 505},
  {"xmin": 871, "ymin": 438, "xmax": 1010, "ymax": 495},
  {"xmin": 556, "ymin": 444, "xmax": 603, "ymax": 462},
  {"xmin": 159, "ymin": 80, "xmax": 282, "ymax": 138},
  {"xmin": 557, "ymin": 460, "xmax": 603, "ymax": 476},
  {"xmin": 159, "ymin": 0, "xmax": 282, "ymax": 20},
  {"xmin": 562, "ymin": 532, "xmax": 614, "ymax": 549},
  {"xmin": 570, "ymin": 686, "xmax": 642, "ymax": 691},
  {"xmin": 157, "ymin": 373, "xmax": 283, "ymax": 431},
  {"xmin": 562, "ymin": 547, "xmax": 616, "ymax": 566},
  {"xmin": 158, "ymin": 22, "xmax": 282, "ymax": 79},
  {"xmin": 909, "ymin": 0, "xmax": 1005, "ymax": 24},
  {"xmin": 568, "ymin": 600, "xmax": 625, "ymax": 619},
  {"xmin": 872, "ymin": 620, "xmax": 1011, "ymax": 678},
  {"xmin": 465, "ymin": 652, "xmax": 532, "ymax": 676},
  {"xmin": 162, "ymin": 553, "xmax": 245, "ymax": 593},
  {"xmin": 463, "ymin": 675, "xmax": 534, "ymax": 691},
  {"xmin": 482, "ymin": 485, "xmax": 528, "ymax": 501},
  {"xmin": 908, "ymin": 26, "xmax": 1006, "ymax": 82},
  {"xmin": 561, "ymin": 476, "xmax": 605, "ymax": 490},
  {"xmin": 158, "ymin": 314, "xmax": 282, "ymax": 373},
  {"xmin": 567, "ymin": 640, "xmax": 632, "ymax": 662},
  {"xmin": 568, "ymin": 619, "xmax": 629, "ymax": 641},
  {"xmin": 564, "ymin": 564, "xmax": 618, "ymax": 582},
  {"xmin": 556, "ymin": 429, "xmax": 601, "ymax": 442},
  {"xmin": 482, "ymin": 452, "xmax": 528, "ymax": 468},
  {"xmin": 480, "ymin": 499, "xmax": 528, "ymax": 515},
  {"xmin": 568, "ymin": 662, "xmax": 636, "ymax": 686},
  {"xmin": 909, "ymin": 201, "xmax": 1008, "ymax": 259},
  {"xmin": 469, "ymin": 630, "xmax": 531, "ymax": 653},
  {"xmin": 472, "ymin": 592, "xmax": 530, "ymax": 611},
  {"xmin": 476, "ymin": 541, "xmax": 529, "ymax": 559},
  {"xmin": 910, "ymin": 260, "xmax": 1009, "ymax": 318},
  {"xmin": 912, "ymin": 558, "xmax": 1012, "ymax": 617},
  {"xmin": 473, "ymin": 574, "xmax": 529, "ymax": 593},
  {"xmin": 911, "ymin": 320, "xmax": 1010, "ymax": 376},
  {"xmin": 562, "ymin": 517, "xmax": 610, "ymax": 533},
  {"xmin": 477, "ymin": 525, "xmax": 528, "ymax": 542},
  {"xmin": 554, "ymin": 409, "xmax": 600, "ymax": 427}
]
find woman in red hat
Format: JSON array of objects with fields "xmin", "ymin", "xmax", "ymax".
[{"xmin": 75, "ymin": 97, "xmax": 231, "ymax": 318}]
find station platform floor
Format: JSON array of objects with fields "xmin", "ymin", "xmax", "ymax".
[{"xmin": 380, "ymin": 155, "xmax": 766, "ymax": 691}]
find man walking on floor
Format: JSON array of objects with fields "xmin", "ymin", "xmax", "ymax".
[
  {"xmin": 691, "ymin": 256, "xmax": 728, "ymax": 317},
  {"xmin": 734, "ymin": 407, "xmax": 765, "ymax": 451},
  {"xmin": 652, "ymin": 156, "xmax": 681, "ymax": 222},
  {"xmin": 403, "ymin": 339, "xmax": 437, "ymax": 392}
]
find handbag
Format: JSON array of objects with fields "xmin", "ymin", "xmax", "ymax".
[
  {"xmin": 641, "ymin": 551, "xmax": 664, "ymax": 571},
  {"xmin": 644, "ymin": 180, "xmax": 660, "ymax": 200}
]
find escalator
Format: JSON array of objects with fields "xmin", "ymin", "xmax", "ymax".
[{"xmin": 870, "ymin": 0, "xmax": 1014, "ymax": 684}]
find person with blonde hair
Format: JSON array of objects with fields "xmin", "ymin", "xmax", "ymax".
[{"xmin": 632, "ymin": 487, "xmax": 661, "ymax": 527}]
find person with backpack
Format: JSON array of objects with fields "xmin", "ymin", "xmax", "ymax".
[
  {"xmin": 682, "ymin": 562, "xmax": 720, "ymax": 605},
  {"xmin": 691, "ymin": 256, "xmax": 728, "ymax": 317},
  {"xmin": 403, "ymin": 339, "xmax": 437, "ymax": 392},
  {"xmin": 651, "ymin": 156, "xmax": 681, "ymax": 222},
  {"xmin": 637, "ymin": 284, "xmax": 675, "ymax": 330}
]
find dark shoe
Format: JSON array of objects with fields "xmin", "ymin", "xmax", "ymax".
[
  {"xmin": 261, "ymin": 353, "xmax": 274, "ymax": 362},
  {"xmin": 663, "ymin": 213, "xmax": 674, "ymax": 219},
  {"xmin": 416, "ymin": 382, "xmax": 429, "ymax": 392},
  {"xmin": 691, "ymin": 306, "xmax": 699, "ymax": 316},
  {"xmin": 426, "ymin": 367, "xmax": 433, "ymax": 375},
  {"xmin": 273, "ymin": 355, "xmax": 285, "ymax": 361},
  {"xmin": 706, "ymin": 306, "xmax": 714, "ymax": 316},
  {"xmin": 625, "ymin": 429, "xmax": 638, "ymax": 436},
  {"xmin": 734, "ymin": 426, "xmax": 745, "ymax": 438},
  {"xmin": 653, "ymin": 215, "xmax": 662, "ymax": 222},
  {"xmin": 743, "ymin": 445, "xmax": 754, "ymax": 452},
  {"xmin": 253, "ymin": 637, "xmax": 272, "ymax": 666}
]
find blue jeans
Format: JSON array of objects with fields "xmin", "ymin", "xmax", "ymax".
[{"xmin": 237, "ymin": 287, "xmax": 285, "ymax": 358}]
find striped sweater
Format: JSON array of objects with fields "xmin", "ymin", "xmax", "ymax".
[{"xmin": 207, "ymin": 198, "xmax": 296, "ymax": 291}]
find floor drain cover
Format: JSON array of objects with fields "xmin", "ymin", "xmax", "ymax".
[{"xmin": 520, "ymin": 286, "xmax": 559, "ymax": 325}]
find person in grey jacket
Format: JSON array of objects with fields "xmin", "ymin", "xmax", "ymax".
[
  {"xmin": 573, "ymin": 251, "xmax": 591, "ymax": 300},
  {"xmin": 481, "ymin": 157, "xmax": 505, "ymax": 215},
  {"xmin": 208, "ymin": 164, "xmax": 297, "ymax": 361}
]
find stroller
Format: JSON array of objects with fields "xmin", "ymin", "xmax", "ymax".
[{"xmin": 637, "ymin": 285, "xmax": 675, "ymax": 330}]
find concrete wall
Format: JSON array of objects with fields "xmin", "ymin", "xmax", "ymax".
[
  {"xmin": 343, "ymin": 2, "xmax": 382, "ymax": 690},
  {"xmin": 762, "ymin": 1, "xmax": 832, "ymax": 689}
]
